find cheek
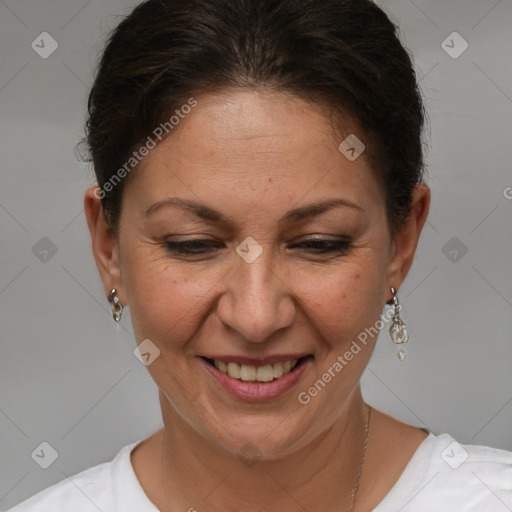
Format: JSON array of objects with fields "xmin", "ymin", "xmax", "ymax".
[
  {"xmin": 295, "ymin": 259, "xmax": 384, "ymax": 347},
  {"xmin": 121, "ymin": 247, "xmax": 216, "ymax": 345}
]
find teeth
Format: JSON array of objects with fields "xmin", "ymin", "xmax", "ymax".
[
  {"xmin": 213, "ymin": 358, "xmax": 300, "ymax": 382},
  {"xmin": 240, "ymin": 364, "xmax": 256, "ymax": 381},
  {"xmin": 227, "ymin": 362, "xmax": 240, "ymax": 379},
  {"xmin": 273, "ymin": 363, "xmax": 284, "ymax": 379},
  {"xmin": 256, "ymin": 364, "xmax": 274, "ymax": 382}
]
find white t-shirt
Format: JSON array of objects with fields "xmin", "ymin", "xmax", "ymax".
[{"xmin": 5, "ymin": 432, "xmax": 512, "ymax": 511}]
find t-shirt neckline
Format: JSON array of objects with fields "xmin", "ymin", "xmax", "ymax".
[{"xmin": 112, "ymin": 436, "xmax": 161, "ymax": 512}]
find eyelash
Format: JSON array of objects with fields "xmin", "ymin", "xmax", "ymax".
[{"xmin": 162, "ymin": 238, "xmax": 352, "ymax": 256}]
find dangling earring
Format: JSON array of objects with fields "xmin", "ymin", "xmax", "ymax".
[
  {"xmin": 107, "ymin": 289, "xmax": 124, "ymax": 322},
  {"xmin": 389, "ymin": 287, "xmax": 408, "ymax": 360}
]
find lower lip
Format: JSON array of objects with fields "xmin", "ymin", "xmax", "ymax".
[{"xmin": 198, "ymin": 357, "xmax": 313, "ymax": 402}]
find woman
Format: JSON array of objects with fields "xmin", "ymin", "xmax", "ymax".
[{"xmin": 7, "ymin": 0, "xmax": 511, "ymax": 510}]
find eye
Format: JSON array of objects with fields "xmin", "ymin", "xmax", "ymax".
[
  {"xmin": 291, "ymin": 238, "xmax": 352, "ymax": 254},
  {"xmin": 163, "ymin": 239, "xmax": 220, "ymax": 255}
]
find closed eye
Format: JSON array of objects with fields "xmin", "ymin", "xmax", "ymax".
[
  {"xmin": 290, "ymin": 238, "xmax": 351, "ymax": 254},
  {"xmin": 162, "ymin": 238, "xmax": 352, "ymax": 256}
]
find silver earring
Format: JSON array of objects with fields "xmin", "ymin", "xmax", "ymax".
[
  {"xmin": 108, "ymin": 289, "xmax": 124, "ymax": 322},
  {"xmin": 389, "ymin": 287, "xmax": 408, "ymax": 360}
]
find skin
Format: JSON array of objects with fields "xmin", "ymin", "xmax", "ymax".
[{"xmin": 84, "ymin": 88, "xmax": 430, "ymax": 512}]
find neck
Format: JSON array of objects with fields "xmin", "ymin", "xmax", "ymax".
[{"xmin": 151, "ymin": 387, "xmax": 370, "ymax": 512}]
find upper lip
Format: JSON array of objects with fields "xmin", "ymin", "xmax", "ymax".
[{"xmin": 200, "ymin": 353, "xmax": 312, "ymax": 366}]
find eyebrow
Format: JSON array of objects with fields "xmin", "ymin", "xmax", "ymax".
[{"xmin": 143, "ymin": 197, "xmax": 364, "ymax": 225}]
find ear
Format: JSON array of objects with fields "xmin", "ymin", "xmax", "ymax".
[
  {"xmin": 386, "ymin": 183, "xmax": 430, "ymax": 303},
  {"xmin": 84, "ymin": 186, "xmax": 126, "ymax": 305}
]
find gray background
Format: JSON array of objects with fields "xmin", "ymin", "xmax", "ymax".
[{"xmin": 1, "ymin": 0, "xmax": 511, "ymax": 508}]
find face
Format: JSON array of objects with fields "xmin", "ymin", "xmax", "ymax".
[{"xmin": 87, "ymin": 88, "xmax": 424, "ymax": 460}]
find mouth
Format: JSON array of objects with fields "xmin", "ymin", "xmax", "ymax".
[{"xmin": 200, "ymin": 355, "xmax": 314, "ymax": 383}]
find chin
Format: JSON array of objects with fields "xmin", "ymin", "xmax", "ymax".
[{"xmin": 203, "ymin": 409, "xmax": 319, "ymax": 463}]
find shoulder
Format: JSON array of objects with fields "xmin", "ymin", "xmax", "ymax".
[
  {"xmin": 375, "ymin": 432, "xmax": 512, "ymax": 511},
  {"xmin": 422, "ymin": 432, "xmax": 512, "ymax": 486},
  {"xmin": 4, "ymin": 462, "xmax": 113, "ymax": 512},
  {"xmin": 438, "ymin": 433, "xmax": 512, "ymax": 505},
  {"xmin": 4, "ymin": 442, "xmax": 138, "ymax": 512}
]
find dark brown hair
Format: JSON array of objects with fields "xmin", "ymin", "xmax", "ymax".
[{"xmin": 83, "ymin": 0, "xmax": 427, "ymax": 237}]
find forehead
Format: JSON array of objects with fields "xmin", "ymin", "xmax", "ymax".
[
  {"xmin": 126, "ymin": 88, "xmax": 383, "ymax": 216},
  {"xmin": 173, "ymin": 88, "xmax": 354, "ymax": 161}
]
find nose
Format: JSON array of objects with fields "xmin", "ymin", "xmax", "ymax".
[{"xmin": 216, "ymin": 244, "xmax": 296, "ymax": 344}]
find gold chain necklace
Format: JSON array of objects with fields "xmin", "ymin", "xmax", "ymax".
[{"xmin": 348, "ymin": 403, "xmax": 372, "ymax": 512}]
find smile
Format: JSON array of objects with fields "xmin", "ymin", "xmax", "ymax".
[
  {"xmin": 207, "ymin": 358, "xmax": 301, "ymax": 382},
  {"xmin": 199, "ymin": 354, "xmax": 314, "ymax": 402}
]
